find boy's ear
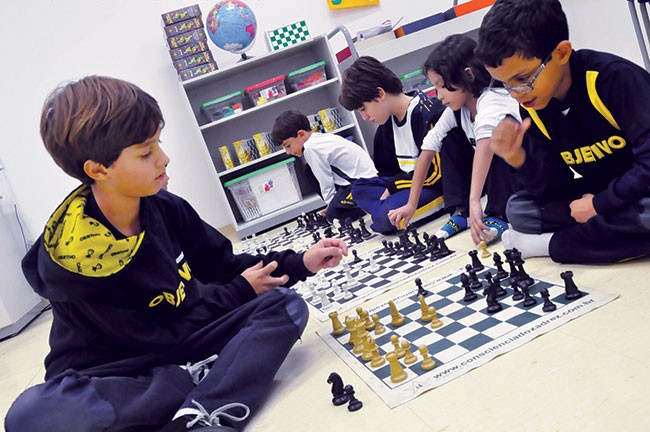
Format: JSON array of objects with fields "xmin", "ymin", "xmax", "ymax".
[
  {"xmin": 376, "ymin": 87, "xmax": 386, "ymax": 100},
  {"xmin": 555, "ymin": 40, "xmax": 573, "ymax": 65},
  {"xmin": 83, "ymin": 160, "xmax": 109, "ymax": 182},
  {"xmin": 464, "ymin": 67, "xmax": 475, "ymax": 82}
]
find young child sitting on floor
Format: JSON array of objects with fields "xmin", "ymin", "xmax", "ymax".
[
  {"xmin": 388, "ymin": 34, "xmax": 520, "ymax": 244},
  {"xmin": 339, "ymin": 56, "xmax": 451, "ymax": 234},
  {"xmin": 272, "ymin": 109, "xmax": 376, "ymax": 223},
  {"xmin": 5, "ymin": 76, "xmax": 347, "ymax": 432},
  {"xmin": 476, "ymin": 0, "xmax": 650, "ymax": 263}
]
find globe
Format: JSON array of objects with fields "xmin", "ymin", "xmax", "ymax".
[{"xmin": 206, "ymin": 0, "xmax": 257, "ymax": 58}]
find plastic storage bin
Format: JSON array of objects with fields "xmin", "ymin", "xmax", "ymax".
[
  {"xmin": 244, "ymin": 74, "xmax": 287, "ymax": 106},
  {"xmin": 224, "ymin": 158, "xmax": 302, "ymax": 221},
  {"xmin": 400, "ymin": 69, "xmax": 432, "ymax": 93},
  {"xmin": 286, "ymin": 61, "xmax": 327, "ymax": 92},
  {"xmin": 200, "ymin": 91, "xmax": 245, "ymax": 122}
]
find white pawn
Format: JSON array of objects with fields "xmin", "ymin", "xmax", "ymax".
[
  {"xmin": 342, "ymin": 282, "xmax": 353, "ymax": 300},
  {"xmin": 368, "ymin": 253, "xmax": 379, "ymax": 272},
  {"xmin": 318, "ymin": 291, "xmax": 331, "ymax": 309}
]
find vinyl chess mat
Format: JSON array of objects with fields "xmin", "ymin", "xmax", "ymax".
[
  {"xmin": 317, "ymin": 264, "xmax": 618, "ymax": 408},
  {"xmin": 295, "ymin": 244, "xmax": 459, "ymax": 321}
]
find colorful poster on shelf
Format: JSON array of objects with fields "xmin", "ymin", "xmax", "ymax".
[{"xmin": 327, "ymin": 0, "xmax": 380, "ymax": 10}]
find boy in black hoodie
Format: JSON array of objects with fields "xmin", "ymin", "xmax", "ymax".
[
  {"xmin": 476, "ymin": 0, "xmax": 650, "ymax": 263},
  {"xmin": 5, "ymin": 76, "xmax": 347, "ymax": 432}
]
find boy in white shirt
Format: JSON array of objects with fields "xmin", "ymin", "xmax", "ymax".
[
  {"xmin": 272, "ymin": 110, "xmax": 377, "ymax": 222},
  {"xmin": 388, "ymin": 34, "xmax": 521, "ymax": 244}
]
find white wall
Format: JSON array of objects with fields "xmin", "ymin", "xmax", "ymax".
[{"xmin": 0, "ymin": 0, "xmax": 641, "ymax": 240}]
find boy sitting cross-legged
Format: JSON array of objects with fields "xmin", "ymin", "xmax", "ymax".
[{"xmin": 5, "ymin": 76, "xmax": 347, "ymax": 432}]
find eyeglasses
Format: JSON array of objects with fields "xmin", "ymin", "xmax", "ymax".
[{"xmin": 488, "ymin": 53, "xmax": 553, "ymax": 95}]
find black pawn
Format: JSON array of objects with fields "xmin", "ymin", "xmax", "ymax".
[
  {"xmin": 283, "ymin": 227, "xmax": 291, "ymax": 236},
  {"xmin": 461, "ymin": 273, "xmax": 478, "ymax": 302},
  {"xmin": 323, "ymin": 226, "xmax": 334, "ymax": 238},
  {"xmin": 561, "ymin": 270, "xmax": 583, "ymax": 300},
  {"xmin": 345, "ymin": 385, "xmax": 363, "ymax": 411},
  {"xmin": 415, "ymin": 277, "xmax": 429, "ymax": 297},
  {"xmin": 468, "ymin": 250, "xmax": 484, "ymax": 271},
  {"xmin": 540, "ymin": 288, "xmax": 557, "ymax": 312},
  {"xmin": 352, "ymin": 249, "xmax": 362, "ymax": 264},
  {"xmin": 493, "ymin": 251, "xmax": 509, "ymax": 280},
  {"xmin": 510, "ymin": 278, "xmax": 524, "ymax": 301},
  {"xmin": 327, "ymin": 372, "xmax": 348, "ymax": 406},
  {"xmin": 522, "ymin": 285, "xmax": 537, "ymax": 307}
]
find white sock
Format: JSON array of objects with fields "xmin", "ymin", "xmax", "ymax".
[{"xmin": 501, "ymin": 229, "xmax": 553, "ymax": 258}]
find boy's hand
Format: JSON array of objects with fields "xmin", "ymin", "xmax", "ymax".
[
  {"xmin": 469, "ymin": 200, "xmax": 487, "ymax": 244},
  {"xmin": 241, "ymin": 261, "xmax": 289, "ymax": 296},
  {"xmin": 388, "ymin": 203, "xmax": 416, "ymax": 229},
  {"xmin": 570, "ymin": 194, "xmax": 597, "ymax": 223},
  {"xmin": 303, "ymin": 238, "xmax": 348, "ymax": 273},
  {"xmin": 491, "ymin": 117, "xmax": 531, "ymax": 168}
]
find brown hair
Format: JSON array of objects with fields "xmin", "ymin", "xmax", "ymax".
[{"xmin": 40, "ymin": 76, "xmax": 164, "ymax": 184}]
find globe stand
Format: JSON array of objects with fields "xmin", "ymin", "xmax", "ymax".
[{"xmin": 238, "ymin": 52, "xmax": 254, "ymax": 63}]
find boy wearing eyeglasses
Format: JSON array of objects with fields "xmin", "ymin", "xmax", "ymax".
[{"xmin": 476, "ymin": 0, "xmax": 650, "ymax": 264}]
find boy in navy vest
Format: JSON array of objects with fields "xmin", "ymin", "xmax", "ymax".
[{"xmin": 477, "ymin": 0, "xmax": 650, "ymax": 263}]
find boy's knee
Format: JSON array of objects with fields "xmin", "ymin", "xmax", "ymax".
[
  {"xmin": 6, "ymin": 385, "xmax": 54, "ymax": 431},
  {"xmin": 276, "ymin": 288, "xmax": 309, "ymax": 336},
  {"xmin": 370, "ymin": 213, "xmax": 397, "ymax": 234},
  {"xmin": 506, "ymin": 193, "xmax": 542, "ymax": 234}
]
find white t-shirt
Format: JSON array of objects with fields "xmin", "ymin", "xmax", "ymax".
[
  {"xmin": 303, "ymin": 133, "xmax": 377, "ymax": 204},
  {"xmin": 392, "ymin": 94, "xmax": 423, "ymax": 173},
  {"xmin": 421, "ymin": 90, "xmax": 521, "ymax": 152}
]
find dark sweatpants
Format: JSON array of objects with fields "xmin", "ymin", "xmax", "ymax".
[
  {"xmin": 351, "ymin": 176, "xmax": 444, "ymax": 234},
  {"xmin": 325, "ymin": 183, "xmax": 366, "ymax": 223},
  {"xmin": 507, "ymin": 191, "xmax": 650, "ymax": 263},
  {"xmin": 439, "ymin": 127, "xmax": 516, "ymax": 217},
  {"xmin": 5, "ymin": 288, "xmax": 308, "ymax": 432}
]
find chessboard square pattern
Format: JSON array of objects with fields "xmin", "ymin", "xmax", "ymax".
[{"xmin": 317, "ymin": 263, "xmax": 618, "ymax": 408}]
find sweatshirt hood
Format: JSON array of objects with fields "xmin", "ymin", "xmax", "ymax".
[{"xmin": 24, "ymin": 185, "xmax": 144, "ymax": 300}]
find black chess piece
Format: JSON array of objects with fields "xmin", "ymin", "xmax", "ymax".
[
  {"xmin": 344, "ymin": 385, "xmax": 363, "ymax": 411},
  {"xmin": 327, "ymin": 372, "xmax": 349, "ymax": 406},
  {"xmin": 492, "ymin": 251, "xmax": 509, "ymax": 280},
  {"xmin": 540, "ymin": 288, "xmax": 557, "ymax": 312},
  {"xmin": 352, "ymin": 249, "xmax": 362, "ymax": 264},
  {"xmin": 436, "ymin": 237, "xmax": 453, "ymax": 258},
  {"xmin": 283, "ymin": 227, "xmax": 291, "ymax": 237},
  {"xmin": 510, "ymin": 277, "xmax": 524, "ymax": 301},
  {"xmin": 561, "ymin": 270, "xmax": 583, "ymax": 300},
  {"xmin": 485, "ymin": 280, "xmax": 503, "ymax": 313},
  {"xmin": 465, "ymin": 264, "xmax": 483, "ymax": 290},
  {"xmin": 415, "ymin": 277, "xmax": 430, "ymax": 297},
  {"xmin": 468, "ymin": 250, "xmax": 484, "ymax": 271},
  {"xmin": 358, "ymin": 218, "xmax": 372, "ymax": 238},
  {"xmin": 503, "ymin": 249, "xmax": 518, "ymax": 279},
  {"xmin": 522, "ymin": 285, "xmax": 537, "ymax": 307},
  {"xmin": 323, "ymin": 226, "xmax": 334, "ymax": 238},
  {"xmin": 461, "ymin": 273, "xmax": 478, "ymax": 302}
]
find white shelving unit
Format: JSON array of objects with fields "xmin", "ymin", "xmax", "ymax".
[{"xmin": 180, "ymin": 36, "xmax": 367, "ymax": 238}]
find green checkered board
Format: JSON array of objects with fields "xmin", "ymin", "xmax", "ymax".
[
  {"xmin": 265, "ymin": 20, "xmax": 311, "ymax": 51},
  {"xmin": 317, "ymin": 264, "xmax": 618, "ymax": 408}
]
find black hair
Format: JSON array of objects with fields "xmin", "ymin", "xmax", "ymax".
[
  {"xmin": 423, "ymin": 34, "xmax": 491, "ymax": 97},
  {"xmin": 271, "ymin": 110, "xmax": 310, "ymax": 146},
  {"xmin": 339, "ymin": 56, "xmax": 403, "ymax": 111},
  {"xmin": 476, "ymin": 0, "xmax": 569, "ymax": 68}
]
